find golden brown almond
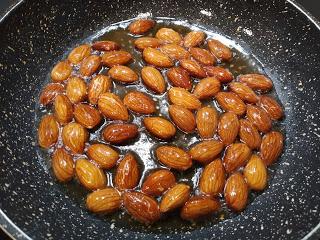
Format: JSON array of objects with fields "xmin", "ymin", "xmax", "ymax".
[
  {"xmin": 239, "ymin": 119, "xmax": 262, "ymax": 149},
  {"xmin": 123, "ymin": 91, "xmax": 156, "ymax": 114},
  {"xmin": 102, "ymin": 123, "xmax": 138, "ymax": 144},
  {"xmin": 54, "ymin": 94, "xmax": 73, "ymax": 125},
  {"xmin": 51, "ymin": 60, "xmax": 72, "ymax": 82},
  {"xmin": 114, "ymin": 153, "xmax": 140, "ymax": 190},
  {"xmin": 168, "ymin": 105, "xmax": 196, "ymax": 133},
  {"xmin": 143, "ymin": 117, "xmax": 176, "ymax": 140},
  {"xmin": 179, "ymin": 59, "xmax": 206, "ymax": 78},
  {"xmin": 97, "ymin": 92, "xmax": 129, "ymax": 121},
  {"xmin": 66, "ymin": 76, "xmax": 87, "ymax": 104},
  {"xmin": 160, "ymin": 183, "xmax": 191, "ymax": 213},
  {"xmin": 88, "ymin": 74, "xmax": 112, "ymax": 105},
  {"xmin": 155, "ymin": 28, "xmax": 182, "ymax": 44},
  {"xmin": 160, "ymin": 44, "xmax": 190, "ymax": 60},
  {"xmin": 39, "ymin": 83, "xmax": 65, "ymax": 106},
  {"xmin": 189, "ymin": 140, "xmax": 224, "ymax": 164},
  {"xmin": 260, "ymin": 131, "xmax": 284, "ymax": 166},
  {"xmin": 183, "ymin": 31, "xmax": 206, "ymax": 48},
  {"xmin": 86, "ymin": 187, "xmax": 121, "ymax": 214},
  {"xmin": 87, "ymin": 143, "xmax": 119, "ymax": 169},
  {"xmin": 224, "ymin": 172, "xmax": 248, "ymax": 212},
  {"xmin": 143, "ymin": 47, "xmax": 173, "ymax": 68},
  {"xmin": 258, "ymin": 95, "xmax": 284, "ymax": 120},
  {"xmin": 123, "ymin": 191, "xmax": 160, "ymax": 224},
  {"xmin": 156, "ymin": 146, "xmax": 192, "ymax": 171},
  {"xmin": 238, "ymin": 74, "xmax": 273, "ymax": 91},
  {"xmin": 68, "ymin": 44, "xmax": 91, "ymax": 64},
  {"xmin": 217, "ymin": 112, "xmax": 239, "ymax": 146},
  {"xmin": 229, "ymin": 82, "xmax": 259, "ymax": 103},
  {"xmin": 52, "ymin": 148, "xmax": 74, "ymax": 182},
  {"xmin": 215, "ymin": 92, "xmax": 246, "ymax": 115},
  {"xmin": 92, "ymin": 41, "xmax": 120, "ymax": 51},
  {"xmin": 180, "ymin": 196, "xmax": 220, "ymax": 221},
  {"xmin": 193, "ymin": 77, "xmax": 221, "ymax": 100},
  {"xmin": 108, "ymin": 65, "xmax": 138, "ymax": 83},
  {"xmin": 38, "ymin": 114, "xmax": 59, "ymax": 148},
  {"xmin": 223, "ymin": 143, "xmax": 251, "ymax": 173},
  {"xmin": 166, "ymin": 67, "xmax": 192, "ymax": 90},
  {"xmin": 74, "ymin": 103, "xmax": 102, "ymax": 129},
  {"xmin": 101, "ymin": 50, "xmax": 132, "ymax": 67},
  {"xmin": 199, "ymin": 159, "xmax": 225, "ymax": 196},
  {"xmin": 203, "ymin": 66, "xmax": 234, "ymax": 83},
  {"xmin": 168, "ymin": 87, "xmax": 201, "ymax": 110},
  {"xmin": 62, "ymin": 122, "xmax": 88, "ymax": 154},
  {"xmin": 207, "ymin": 39, "xmax": 232, "ymax": 61},
  {"xmin": 243, "ymin": 155, "xmax": 267, "ymax": 191},
  {"xmin": 141, "ymin": 66, "xmax": 166, "ymax": 94},
  {"xmin": 142, "ymin": 169, "xmax": 176, "ymax": 196},
  {"xmin": 80, "ymin": 55, "xmax": 101, "ymax": 77},
  {"xmin": 134, "ymin": 37, "xmax": 161, "ymax": 50},
  {"xmin": 128, "ymin": 19, "xmax": 155, "ymax": 34},
  {"xmin": 75, "ymin": 158, "xmax": 107, "ymax": 190},
  {"xmin": 189, "ymin": 47, "xmax": 216, "ymax": 65},
  {"xmin": 246, "ymin": 105, "xmax": 272, "ymax": 133},
  {"xmin": 196, "ymin": 106, "xmax": 218, "ymax": 139}
]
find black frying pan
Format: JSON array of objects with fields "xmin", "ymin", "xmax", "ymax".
[{"xmin": 0, "ymin": 0, "xmax": 320, "ymax": 239}]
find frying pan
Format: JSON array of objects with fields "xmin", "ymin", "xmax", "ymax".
[{"xmin": 0, "ymin": 0, "xmax": 320, "ymax": 239}]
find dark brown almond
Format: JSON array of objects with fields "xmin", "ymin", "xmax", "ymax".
[
  {"xmin": 142, "ymin": 169, "xmax": 176, "ymax": 196},
  {"xmin": 39, "ymin": 83, "xmax": 65, "ymax": 106},
  {"xmin": 102, "ymin": 123, "xmax": 138, "ymax": 144},
  {"xmin": 246, "ymin": 105, "xmax": 272, "ymax": 133},
  {"xmin": 123, "ymin": 91, "xmax": 156, "ymax": 114},
  {"xmin": 166, "ymin": 67, "xmax": 192, "ymax": 90},
  {"xmin": 207, "ymin": 39, "xmax": 232, "ymax": 61},
  {"xmin": 217, "ymin": 112, "xmax": 240, "ymax": 146},
  {"xmin": 193, "ymin": 77, "xmax": 221, "ymax": 100},
  {"xmin": 223, "ymin": 143, "xmax": 251, "ymax": 173},
  {"xmin": 128, "ymin": 19, "xmax": 155, "ymax": 34},
  {"xmin": 189, "ymin": 47, "xmax": 216, "ymax": 65},
  {"xmin": 215, "ymin": 92, "xmax": 246, "ymax": 115},
  {"xmin": 168, "ymin": 105, "xmax": 196, "ymax": 133},
  {"xmin": 260, "ymin": 131, "xmax": 284, "ymax": 166},
  {"xmin": 101, "ymin": 50, "xmax": 132, "ymax": 67},
  {"xmin": 258, "ymin": 95, "xmax": 284, "ymax": 120},
  {"xmin": 179, "ymin": 59, "xmax": 206, "ymax": 78},
  {"xmin": 229, "ymin": 82, "xmax": 259, "ymax": 103},
  {"xmin": 238, "ymin": 74, "xmax": 273, "ymax": 92},
  {"xmin": 239, "ymin": 119, "xmax": 262, "ymax": 149},
  {"xmin": 203, "ymin": 66, "xmax": 234, "ymax": 83},
  {"xmin": 74, "ymin": 103, "xmax": 102, "ymax": 129},
  {"xmin": 92, "ymin": 41, "xmax": 120, "ymax": 51}
]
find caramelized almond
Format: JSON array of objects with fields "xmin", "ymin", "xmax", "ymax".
[
  {"xmin": 207, "ymin": 39, "xmax": 232, "ymax": 61},
  {"xmin": 51, "ymin": 60, "xmax": 72, "ymax": 82},
  {"xmin": 115, "ymin": 153, "xmax": 140, "ymax": 190},
  {"xmin": 74, "ymin": 103, "xmax": 102, "ymax": 129},
  {"xmin": 92, "ymin": 41, "xmax": 120, "ymax": 51},
  {"xmin": 123, "ymin": 91, "xmax": 156, "ymax": 114},
  {"xmin": 223, "ymin": 143, "xmax": 251, "ymax": 173},
  {"xmin": 87, "ymin": 143, "xmax": 119, "ymax": 169},
  {"xmin": 141, "ymin": 66, "xmax": 166, "ymax": 94},
  {"xmin": 168, "ymin": 105, "xmax": 196, "ymax": 133},
  {"xmin": 166, "ymin": 67, "xmax": 192, "ymax": 90},
  {"xmin": 238, "ymin": 74, "xmax": 273, "ymax": 92},
  {"xmin": 239, "ymin": 119, "xmax": 261, "ymax": 149},
  {"xmin": 62, "ymin": 122, "xmax": 88, "ymax": 154},
  {"xmin": 193, "ymin": 77, "xmax": 221, "ymax": 100},
  {"xmin": 168, "ymin": 87, "xmax": 201, "ymax": 110},
  {"xmin": 39, "ymin": 83, "xmax": 65, "ymax": 106},
  {"xmin": 260, "ymin": 131, "xmax": 284, "ymax": 166},
  {"xmin": 196, "ymin": 106, "xmax": 218, "ymax": 139},
  {"xmin": 189, "ymin": 47, "xmax": 216, "ymax": 65},
  {"xmin": 52, "ymin": 148, "xmax": 74, "ymax": 182},
  {"xmin": 143, "ymin": 47, "xmax": 173, "ymax": 68},
  {"xmin": 142, "ymin": 169, "xmax": 176, "ymax": 196},
  {"xmin": 54, "ymin": 94, "xmax": 73, "ymax": 125},
  {"xmin": 183, "ymin": 31, "xmax": 206, "ymax": 48},
  {"xmin": 246, "ymin": 105, "xmax": 272, "ymax": 133},
  {"xmin": 86, "ymin": 187, "xmax": 121, "ymax": 213},
  {"xmin": 217, "ymin": 112, "xmax": 239, "ymax": 146},
  {"xmin": 80, "ymin": 55, "xmax": 101, "ymax": 77},
  {"xmin": 258, "ymin": 95, "xmax": 284, "ymax": 120},
  {"xmin": 128, "ymin": 19, "xmax": 155, "ymax": 34},
  {"xmin": 160, "ymin": 44, "xmax": 190, "ymax": 60},
  {"xmin": 203, "ymin": 66, "xmax": 234, "ymax": 83},
  {"xmin": 38, "ymin": 114, "xmax": 59, "ymax": 148},
  {"xmin": 108, "ymin": 65, "xmax": 139, "ymax": 83},
  {"xmin": 160, "ymin": 183, "xmax": 191, "ymax": 213},
  {"xmin": 66, "ymin": 76, "xmax": 87, "ymax": 104},
  {"xmin": 189, "ymin": 140, "xmax": 224, "ymax": 164},
  {"xmin": 102, "ymin": 123, "xmax": 138, "ymax": 144},
  {"xmin": 101, "ymin": 50, "xmax": 132, "ymax": 67},
  {"xmin": 156, "ymin": 146, "xmax": 192, "ymax": 171},
  {"xmin": 97, "ymin": 92, "xmax": 129, "ymax": 121},
  {"xmin": 155, "ymin": 28, "xmax": 182, "ymax": 44},
  {"xmin": 215, "ymin": 92, "xmax": 246, "ymax": 115},
  {"xmin": 144, "ymin": 117, "xmax": 176, "ymax": 140},
  {"xmin": 68, "ymin": 44, "xmax": 91, "ymax": 64},
  {"xmin": 229, "ymin": 82, "xmax": 259, "ymax": 103},
  {"xmin": 88, "ymin": 75, "xmax": 112, "ymax": 105},
  {"xmin": 179, "ymin": 59, "xmax": 206, "ymax": 78},
  {"xmin": 134, "ymin": 37, "xmax": 161, "ymax": 50},
  {"xmin": 243, "ymin": 155, "xmax": 267, "ymax": 191}
]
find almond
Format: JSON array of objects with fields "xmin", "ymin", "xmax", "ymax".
[
  {"xmin": 108, "ymin": 65, "xmax": 138, "ymax": 83},
  {"xmin": 243, "ymin": 155, "xmax": 267, "ymax": 191},
  {"xmin": 155, "ymin": 28, "xmax": 182, "ymax": 44},
  {"xmin": 123, "ymin": 191, "xmax": 160, "ymax": 224},
  {"xmin": 199, "ymin": 159, "xmax": 225, "ymax": 196},
  {"xmin": 128, "ymin": 19, "xmax": 155, "ymax": 34},
  {"xmin": 156, "ymin": 146, "xmax": 192, "ymax": 171},
  {"xmin": 168, "ymin": 87, "xmax": 201, "ymax": 110},
  {"xmin": 66, "ymin": 76, "xmax": 87, "ymax": 104},
  {"xmin": 51, "ymin": 60, "xmax": 72, "ymax": 82},
  {"xmin": 141, "ymin": 66, "xmax": 166, "ymax": 94},
  {"xmin": 203, "ymin": 66, "xmax": 233, "ymax": 83},
  {"xmin": 92, "ymin": 41, "xmax": 120, "ymax": 51},
  {"xmin": 196, "ymin": 106, "xmax": 218, "ymax": 139},
  {"xmin": 246, "ymin": 105, "xmax": 272, "ymax": 133},
  {"xmin": 101, "ymin": 50, "xmax": 132, "ymax": 67},
  {"xmin": 38, "ymin": 114, "xmax": 59, "ymax": 148},
  {"xmin": 160, "ymin": 44, "xmax": 190, "ymax": 60},
  {"xmin": 168, "ymin": 105, "xmax": 196, "ymax": 133},
  {"xmin": 215, "ymin": 92, "xmax": 246, "ymax": 115},
  {"xmin": 68, "ymin": 44, "xmax": 91, "ymax": 64},
  {"xmin": 102, "ymin": 123, "xmax": 138, "ymax": 144},
  {"xmin": 189, "ymin": 140, "xmax": 224, "ymax": 164},
  {"xmin": 207, "ymin": 39, "xmax": 232, "ymax": 61},
  {"xmin": 123, "ymin": 91, "xmax": 156, "ymax": 114},
  {"xmin": 142, "ymin": 169, "xmax": 176, "ymax": 196},
  {"xmin": 86, "ymin": 187, "xmax": 121, "ymax": 213},
  {"xmin": 160, "ymin": 183, "xmax": 190, "ymax": 213},
  {"xmin": 54, "ymin": 94, "xmax": 73, "ymax": 125},
  {"xmin": 75, "ymin": 158, "xmax": 107, "ymax": 190},
  {"xmin": 179, "ymin": 59, "xmax": 206, "ymax": 78},
  {"xmin": 238, "ymin": 74, "xmax": 273, "ymax": 92},
  {"xmin": 115, "ymin": 153, "xmax": 140, "ymax": 190},
  {"xmin": 87, "ymin": 143, "xmax": 119, "ymax": 169},
  {"xmin": 52, "ymin": 148, "xmax": 74, "ymax": 182},
  {"xmin": 74, "ymin": 103, "xmax": 102, "ymax": 129},
  {"xmin": 62, "ymin": 122, "xmax": 88, "ymax": 154},
  {"xmin": 143, "ymin": 117, "xmax": 176, "ymax": 140},
  {"xmin": 217, "ymin": 112, "xmax": 239, "ymax": 146},
  {"xmin": 239, "ymin": 119, "xmax": 261, "ymax": 149},
  {"xmin": 189, "ymin": 47, "xmax": 216, "ymax": 65},
  {"xmin": 134, "ymin": 37, "xmax": 161, "ymax": 50},
  {"xmin": 88, "ymin": 75, "xmax": 112, "ymax": 105},
  {"xmin": 224, "ymin": 172, "xmax": 248, "ymax": 212},
  {"xmin": 97, "ymin": 92, "xmax": 129, "ymax": 121},
  {"xmin": 258, "ymin": 95, "xmax": 284, "ymax": 120},
  {"xmin": 166, "ymin": 67, "xmax": 192, "ymax": 90},
  {"xmin": 223, "ymin": 143, "xmax": 251, "ymax": 173},
  {"xmin": 143, "ymin": 47, "xmax": 173, "ymax": 68},
  {"xmin": 183, "ymin": 31, "xmax": 206, "ymax": 48},
  {"xmin": 39, "ymin": 83, "xmax": 65, "ymax": 106},
  {"xmin": 193, "ymin": 77, "xmax": 221, "ymax": 100},
  {"xmin": 260, "ymin": 131, "xmax": 284, "ymax": 166},
  {"xmin": 80, "ymin": 55, "xmax": 101, "ymax": 77},
  {"xmin": 180, "ymin": 196, "xmax": 220, "ymax": 221},
  {"xmin": 229, "ymin": 82, "xmax": 259, "ymax": 103}
]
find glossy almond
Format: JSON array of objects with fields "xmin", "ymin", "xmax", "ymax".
[
  {"xmin": 160, "ymin": 44, "xmax": 190, "ymax": 60},
  {"xmin": 114, "ymin": 153, "xmax": 140, "ymax": 190},
  {"xmin": 229, "ymin": 82, "xmax": 259, "ymax": 103},
  {"xmin": 156, "ymin": 146, "xmax": 192, "ymax": 171},
  {"xmin": 54, "ymin": 94, "xmax": 73, "ymax": 125},
  {"xmin": 74, "ymin": 103, "xmax": 102, "ymax": 129},
  {"xmin": 193, "ymin": 77, "xmax": 221, "ymax": 100},
  {"xmin": 88, "ymin": 75, "xmax": 112, "ymax": 105},
  {"xmin": 134, "ymin": 37, "xmax": 161, "ymax": 50},
  {"xmin": 102, "ymin": 123, "xmax": 138, "ymax": 144},
  {"xmin": 258, "ymin": 95, "xmax": 284, "ymax": 120},
  {"xmin": 160, "ymin": 183, "xmax": 191, "ymax": 213},
  {"xmin": 98, "ymin": 92, "xmax": 129, "ymax": 121},
  {"xmin": 260, "ymin": 131, "xmax": 284, "ymax": 166},
  {"xmin": 143, "ymin": 47, "xmax": 173, "ymax": 68},
  {"xmin": 239, "ymin": 119, "xmax": 261, "ymax": 149},
  {"xmin": 87, "ymin": 144, "xmax": 119, "ymax": 169},
  {"xmin": 223, "ymin": 143, "xmax": 251, "ymax": 173},
  {"xmin": 224, "ymin": 172, "xmax": 248, "ymax": 212},
  {"xmin": 123, "ymin": 91, "xmax": 156, "ymax": 114},
  {"xmin": 243, "ymin": 155, "xmax": 267, "ymax": 191},
  {"xmin": 207, "ymin": 39, "xmax": 232, "ymax": 61},
  {"xmin": 166, "ymin": 67, "xmax": 192, "ymax": 90},
  {"xmin": 51, "ymin": 60, "xmax": 72, "ymax": 82},
  {"xmin": 183, "ymin": 31, "xmax": 206, "ymax": 48},
  {"xmin": 196, "ymin": 106, "xmax": 218, "ymax": 139},
  {"xmin": 189, "ymin": 47, "xmax": 216, "ymax": 65},
  {"xmin": 189, "ymin": 140, "xmax": 224, "ymax": 164},
  {"xmin": 101, "ymin": 50, "xmax": 132, "ymax": 67},
  {"xmin": 217, "ymin": 112, "xmax": 239, "ymax": 146},
  {"xmin": 246, "ymin": 105, "xmax": 272, "ymax": 133},
  {"xmin": 143, "ymin": 117, "xmax": 176, "ymax": 140},
  {"xmin": 142, "ymin": 169, "xmax": 176, "ymax": 196},
  {"xmin": 238, "ymin": 74, "xmax": 273, "ymax": 91},
  {"xmin": 75, "ymin": 158, "xmax": 107, "ymax": 190},
  {"xmin": 66, "ymin": 76, "xmax": 87, "ymax": 104},
  {"xmin": 39, "ymin": 83, "xmax": 65, "ymax": 106},
  {"xmin": 123, "ymin": 191, "xmax": 160, "ymax": 224},
  {"xmin": 168, "ymin": 87, "xmax": 201, "ymax": 110},
  {"xmin": 86, "ymin": 187, "xmax": 121, "ymax": 213},
  {"xmin": 62, "ymin": 122, "xmax": 88, "ymax": 154},
  {"xmin": 92, "ymin": 41, "xmax": 120, "ymax": 51},
  {"xmin": 141, "ymin": 66, "xmax": 166, "ymax": 94},
  {"xmin": 168, "ymin": 105, "xmax": 196, "ymax": 133},
  {"xmin": 38, "ymin": 115, "xmax": 59, "ymax": 148},
  {"xmin": 215, "ymin": 92, "xmax": 246, "ymax": 115},
  {"xmin": 68, "ymin": 44, "xmax": 91, "ymax": 64},
  {"xmin": 128, "ymin": 19, "xmax": 155, "ymax": 34},
  {"xmin": 203, "ymin": 66, "xmax": 233, "ymax": 83},
  {"xmin": 108, "ymin": 65, "xmax": 139, "ymax": 83},
  {"xmin": 179, "ymin": 59, "xmax": 206, "ymax": 78},
  {"xmin": 80, "ymin": 55, "xmax": 101, "ymax": 77},
  {"xmin": 52, "ymin": 148, "xmax": 74, "ymax": 182},
  {"xmin": 155, "ymin": 28, "xmax": 182, "ymax": 44}
]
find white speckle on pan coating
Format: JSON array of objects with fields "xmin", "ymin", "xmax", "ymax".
[{"xmin": 200, "ymin": 9, "xmax": 212, "ymax": 17}]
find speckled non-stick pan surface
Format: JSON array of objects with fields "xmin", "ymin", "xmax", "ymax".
[{"xmin": 0, "ymin": 0, "xmax": 320, "ymax": 239}]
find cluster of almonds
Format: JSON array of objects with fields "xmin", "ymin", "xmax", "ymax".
[{"xmin": 37, "ymin": 18, "xmax": 284, "ymax": 224}]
